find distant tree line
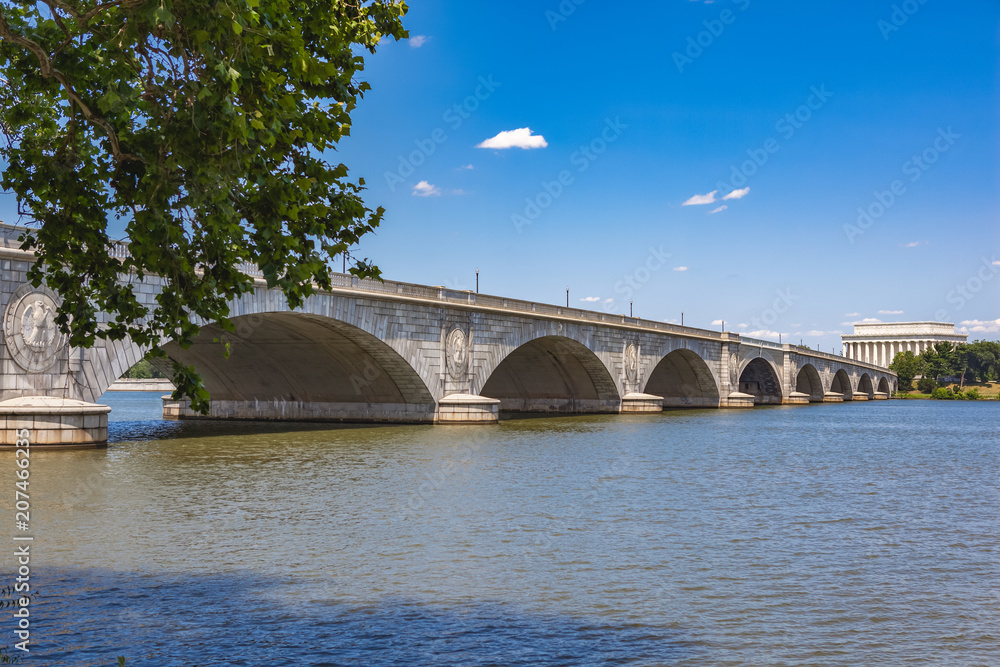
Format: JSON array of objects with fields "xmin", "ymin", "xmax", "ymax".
[
  {"xmin": 890, "ymin": 340, "xmax": 1000, "ymax": 392},
  {"xmin": 121, "ymin": 358, "xmax": 165, "ymax": 380}
]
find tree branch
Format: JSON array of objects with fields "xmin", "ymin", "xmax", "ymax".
[{"xmin": 0, "ymin": 10, "xmax": 141, "ymax": 164}]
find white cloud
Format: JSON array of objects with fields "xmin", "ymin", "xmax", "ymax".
[
  {"xmin": 603, "ymin": 298, "xmax": 614, "ymax": 304},
  {"xmin": 412, "ymin": 181, "xmax": 441, "ymax": 197},
  {"xmin": 711, "ymin": 319, "xmax": 724, "ymax": 325},
  {"xmin": 737, "ymin": 323, "xmax": 748, "ymax": 329},
  {"xmin": 408, "ymin": 35, "xmax": 429, "ymax": 48},
  {"xmin": 877, "ymin": 309, "xmax": 904, "ymax": 315},
  {"xmin": 902, "ymin": 241, "xmax": 923, "ymax": 248},
  {"xmin": 476, "ymin": 128, "xmax": 547, "ymax": 150},
  {"xmin": 860, "ymin": 317, "xmax": 881, "ymax": 323},
  {"xmin": 993, "ymin": 260, "xmax": 1000, "ymax": 266},
  {"xmin": 682, "ymin": 190, "xmax": 717, "ymax": 206},
  {"xmin": 746, "ymin": 329, "xmax": 784, "ymax": 339},
  {"xmin": 723, "ymin": 187, "xmax": 750, "ymax": 200},
  {"xmin": 458, "ymin": 164, "xmax": 474, "ymax": 170},
  {"xmin": 708, "ymin": 205, "xmax": 728, "ymax": 214},
  {"xmin": 845, "ymin": 312, "xmax": 860, "ymax": 317},
  {"xmin": 958, "ymin": 318, "xmax": 1000, "ymax": 333},
  {"xmin": 673, "ymin": 266, "xmax": 688, "ymax": 272},
  {"xmin": 579, "ymin": 296, "xmax": 601, "ymax": 302}
]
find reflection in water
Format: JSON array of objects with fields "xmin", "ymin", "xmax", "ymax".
[{"xmin": 2, "ymin": 392, "xmax": 998, "ymax": 665}]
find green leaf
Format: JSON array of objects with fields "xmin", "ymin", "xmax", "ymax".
[{"xmin": 0, "ymin": 0, "xmax": 409, "ymax": 412}]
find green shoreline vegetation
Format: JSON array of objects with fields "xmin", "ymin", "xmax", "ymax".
[{"xmin": 890, "ymin": 340, "xmax": 1000, "ymax": 400}]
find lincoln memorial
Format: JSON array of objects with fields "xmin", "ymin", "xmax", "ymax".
[{"xmin": 841, "ymin": 322, "xmax": 967, "ymax": 367}]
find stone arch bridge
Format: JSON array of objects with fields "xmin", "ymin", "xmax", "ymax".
[{"xmin": 0, "ymin": 235, "xmax": 895, "ymax": 443}]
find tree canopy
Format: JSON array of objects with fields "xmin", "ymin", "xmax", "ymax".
[
  {"xmin": 891, "ymin": 340, "xmax": 1000, "ymax": 391},
  {"xmin": 0, "ymin": 0, "xmax": 407, "ymax": 410},
  {"xmin": 889, "ymin": 350, "xmax": 923, "ymax": 390}
]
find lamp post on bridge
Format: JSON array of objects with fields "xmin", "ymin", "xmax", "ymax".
[
  {"xmin": 566, "ymin": 286, "xmax": 569, "ymax": 308},
  {"xmin": 476, "ymin": 268, "xmax": 479, "ymax": 294}
]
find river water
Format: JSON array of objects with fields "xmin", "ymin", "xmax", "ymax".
[{"xmin": 2, "ymin": 393, "xmax": 998, "ymax": 666}]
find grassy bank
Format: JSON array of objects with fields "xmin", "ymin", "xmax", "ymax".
[{"xmin": 895, "ymin": 380, "xmax": 999, "ymax": 400}]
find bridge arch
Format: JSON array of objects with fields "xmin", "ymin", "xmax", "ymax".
[
  {"xmin": 643, "ymin": 349, "xmax": 720, "ymax": 408},
  {"xmin": 479, "ymin": 335, "xmax": 620, "ymax": 413},
  {"xmin": 877, "ymin": 376, "xmax": 890, "ymax": 395},
  {"xmin": 830, "ymin": 368, "xmax": 853, "ymax": 400},
  {"xmin": 738, "ymin": 357, "xmax": 783, "ymax": 404},
  {"xmin": 794, "ymin": 363, "xmax": 824, "ymax": 402},
  {"xmin": 857, "ymin": 373, "xmax": 875, "ymax": 400},
  {"xmin": 161, "ymin": 311, "xmax": 436, "ymax": 420}
]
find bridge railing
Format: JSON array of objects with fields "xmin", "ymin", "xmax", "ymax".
[
  {"xmin": 341, "ymin": 273, "xmax": 724, "ymax": 338},
  {"xmin": 739, "ymin": 336, "xmax": 785, "ymax": 351},
  {"xmin": 736, "ymin": 333, "xmax": 892, "ymax": 374},
  {"xmin": 3, "ymin": 223, "xmax": 892, "ymax": 365}
]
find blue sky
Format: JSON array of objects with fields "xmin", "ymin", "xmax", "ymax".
[
  {"xmin": 3, "ymin": 0, "xmax": 998, "ymax": 350},
  {"xmin": 330, "ymin": 0, "xmax": 1000, "ymax": 350}
]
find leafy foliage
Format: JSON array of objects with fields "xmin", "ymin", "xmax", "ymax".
[
  {"xmin": 122, "ymin": 358, "xmax": 164, "ymax": 379},
  {"xmin": 930, "ymin": 387, "xmax": 953, "ymax": 400},
  {"xmin": 916, "ymin": 377, "xmax": 938, "ymax": 394},
  {"xmin": 962, "ymin": 340, "xmax": 1000, "ymax": 382},
  {"xmin": 0, "ymin": 0, "xmax": 407, "ymax": 411},
  {"xmin": 919, "ymin": 342, "xmax": 959, "ymax": 381},
  {"xmin": 888, "ymin": 350, "xmax": 924, "ymax": 391}
]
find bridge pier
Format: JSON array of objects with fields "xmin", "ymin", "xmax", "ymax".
[
  {"xmin": 0, "ymin": 397, "xmax": 110, "ymax": 447},
  {"xmin": 620, "ymin": 393, "xmax": 664, "ymax": 413},
  {"xmin": 436, "ymin": 394, "xmax": 500, "ymax": 424},
  {"xmin": 724, "ymin": 392, "xmax": 755, "ymax": 408},
  {"xmin": 784, "ymin": 391, "xmax": 811, "ymax": 405}
]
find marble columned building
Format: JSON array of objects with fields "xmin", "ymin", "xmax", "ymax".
[{"xmin": 841, "ymin": 322, "xmax": 967, "ymax": 368}]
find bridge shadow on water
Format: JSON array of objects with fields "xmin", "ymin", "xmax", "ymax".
[
  {"xmin": 25, "ymin": 567, "xmax": 692, "ymax": 666},
  {"xmin": 106, "ymin": 417, "xmax": 418, "ymax": 445}
]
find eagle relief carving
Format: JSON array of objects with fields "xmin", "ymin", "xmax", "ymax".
[
  {"xmin": 4, "ymin": 287, "xmax": 66, "ymax": 373},
  {"xmin": 446, "ymin": 326, "xmax": 469, "ymax": 379},
  {"xmin": 624, "ymin": 343, "xmax": 639, "ymax": 384},
  {"xmin": 22, "ymin": 299, "xmax": 56, "ymax": 351}
]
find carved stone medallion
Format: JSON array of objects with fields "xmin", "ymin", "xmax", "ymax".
[
  {"xmin": 4, "ymin": 284, "xmax": 66, "ymax": 373},
  {"xmin": 446, "ymin": 326, "xmax": 469, "ymax": 379},
  {"xmin": 624, "ymin": 343, "xmax": 639, "ymax": 383}
]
